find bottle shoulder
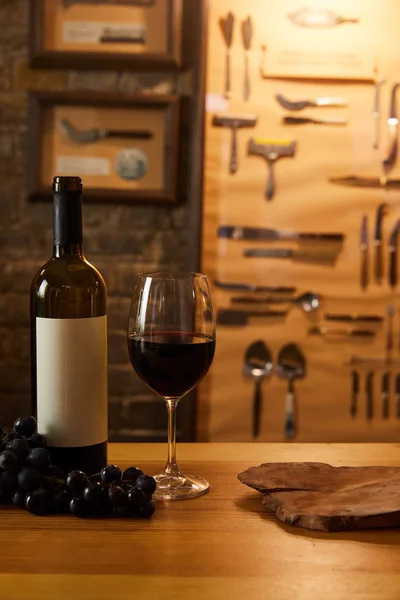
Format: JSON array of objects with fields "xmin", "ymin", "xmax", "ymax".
[{"xmin": 31, "ymin": 256, "xmax": 106, "ymax": 292}]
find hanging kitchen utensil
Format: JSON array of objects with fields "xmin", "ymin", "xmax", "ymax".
[
  {"xmin": 217, "ymin": 308, "xmax": 287, "ymax": 326},
  {"xmin": 350, "ymin": 371, "xmax": 359, "ymax": 417},
  {"xmin": 243, "ymin": 340, "xmax": 273, "ymax": 438},
  {"xmin": 231, "ymin": 291, "xmax": 320, "ymax": 313},
  {"xmin": 247, "ymin": 138, "xmax": 296, "ymax": 200},
  {"xmin": 372, "ymin": 60, "xmax": 386, "ymax": 150},
  {"xmin": 287, "ymin": 7, "xmax": 358, "ymax": 28},
  {"xmin": 213, "ymin": 279, "xmax": 296, "ymax": 294},
  {"xmin": 241, "ymin": 16, "xmax": 253, "ymax": 101},
  {"xmin": 389, "ymin": 221, "xmax": 400, "ymax": 288},
  {"xmin": 212, "ymin": 114, "xmax": 257, "ymax": 174},
  {"xmin": 330, "ymin": 175, "xmax": 400, "ymax": 189},
  {"xmin": 244, "ymin": 248, "xmax": 338, "ymax": 264},
  {"xmin": 309, "ymin": 327, "xmax": 375, "ymax": 338},
  {"xmin": 374, "ymin": 203, "xmax": 388, "ymax": 284},
  {"xmin": 382, "ymin": 83, "xmax": 400, "ymax": 185},
  {"xmin": 366, "ymin": 371, "xmax": 374, "ymax": 421},
  {"xmin": 360, "ymin": 216, "xmax": 369, "ymax": 290},
  {"xmin": 59, "ymin": 119, "xmax": 153, "ymax": 144},
  {"xmin": 396, "ymin": 374, "xmax": 400, "ymax": 418},
  {"xmin": 282, "ymin": 116, "xmax": 347, "ymax": 126},
  {"xmin": 325, "ymin": 314, "xmax": 383, "ymax": 323},
  {"xmin": 219, "ymin": 11, "xmax": 235, "ymax": 99},
  {"xmin": 275, "ymin": 94, "xmax": 347, "ymax": 111},
  {"xmin": 386, "ymin": 305, "xmax": 395, "ymax": 360},
  {"xmin": 218, "ymin": 225, "xmax": 344, "ymax": 242},
  {"xmin": 382, "ymin": 372, "xmax": 390, "ymax": 419},
  {"xmin": 276, "ymin": 344, "xmax": 306, "ymax": 440}
]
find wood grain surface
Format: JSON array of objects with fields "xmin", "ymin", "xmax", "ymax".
[
  {"xmin": 2, "ymin": 443, "xmax": 400, "ymax": 599},
  {"xmin": 201, "ymin": 0, "xmax": 400, "ymax": 442}
]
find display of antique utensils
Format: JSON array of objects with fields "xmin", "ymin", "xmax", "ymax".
[
  {"xmin": 372, "ymin": 61, "xmax": 386, "ymax": 150},
  {"xmin": 219, "ymin": 12, "xmax": 235, "ymax": 99},
  {"xmin": 218, "ymin": 225, "xmax": 344, "ymax": 242},
  {"xmin": 231, "ymin": 291, "xmax": 320, "ymax": 313},
  {"xmin": 247, "ymin": 138, "xmax": 296, "ymax": 200},
  {"xmin": 62, "ymin": 0, "xmax": 155, "ymax": 7},
  {"xmin": 382, "ymin": 83, "xmax": 400, "ymax": 185},
  {"xmin": 366, "ymin": 371, "xmax": 374, "ymax": 420},
  {"xmin": 214, "ymin": 279, "xmax": 296, "ymax": 294},
  {"xmin": 276, "ymin": 343, "xmax": 305, "ymax": 440},
  {"xmin": 217, "ymin": 308, "xmax": 287, "ymax": 326},
  {"xmin": 389, "ymin": 220, "xmax": 400, "ymax": 288},
  {"xmin": 212, "ymin": 114, "xmax": 257, "ymax": 174},
  {"xmin": 275, "ymin": 94, "xmax": 347, "ymax": 112},
  {"xmin": 309, "ymin": 326, "xmax": 375, "ymax": 338},
  {"xmin": 382, "ymin": 372, "xmax": 390, "ymax": 419},
  {"xmin": 243, "ymin": 340, "xmax": 273, "ymax": 438},
  {"xmin": 59, "ymin": 119, "xmax": 153, "ymax": 144},
  {"xmin": 325, "ymin": 314, "xmax": 383, "ymax": 323},
  {"xmin": 282, "ymin": 116, "xmax": 347, "ymax": 126},
  {"xmin": 244, "ymin": 248, "xmax": 338, "ymax": 264},
  {"xmin": 374, "ymin": 203, "xmax": 387, "ymax": 284},
  {"xmin": 396, "ymin": 374, "xmax": 400, "ymax": 418},
  {"xmin": 241, "ymin": 16, "xmax": 253, "ymax": 101},
  {"xmin": 287, "ymin": 7, "xmax": 358, "ymax": 28},
  {"xmin": 350, "ymin": 371, "xmax": 359, "ymax": 417},
  {"xmin": 360, "ymin": 215, "xmax": 369, "ymax": 290}
]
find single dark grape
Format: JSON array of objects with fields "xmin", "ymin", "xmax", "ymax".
[
  {"xmin": 52, "ymin": 487, "xmax": 72, "ymax": 514},
  {"xmin": 17, "ymin": 467, "xmax": 43, "ymax": 493},
  {"xmin": 100, "ymin": 464, "xmax": 122, "ymax": 484},
  {"xmin": 70, "ymin": 496, "xmax": 90, "ymax": 518},
  {"xmin": 12, "ymin": 489, "xmax": 26, "ymax": 508},
  {"xmin": 28, "ymin": 433, "xmax": 47, "ymax": 449},
  {"xmin": 135, "ymin": 474, "xmax": 156, "ymax": 496},
  {"xmin": 127, "ymin": 487, "xmax": 148, "ymax": 511},
  {"xmin": 47, "ymin": 464, "xmax": 65, "ymax": 480},
  {"xmin": 122, "ymin": 467, "xmax": 143, "ymax": 484},
  {"xmin": 7, "ymin": 438, "xmax": 30, "ymax": 461},
  {"xmin": 108, "ymin": 486, "xmax": 128, "ymax": 508},
  {"xmin": 82, "ymin": 482, "xmax": 108, "ymax": 508},
  {"xmin": 14, "ymin": 416, "xmax": 37, "ymax": 438},
  {"xmin": 3, "ymin": 431, "xmax": 22, "ymax": 446},
  {"xmin": 66, "ymin": 470, "xmax": 87, "ymax": 494},
  {"xmin": 0, "ymin": 470, "xmax": 18, "ymax": 493},
  {"xmin": 25, "ymin": 489, "xmax": 51, "ymax": 516},
  {"xmin": 27, "ymin": 448, "xmax": 52, "ymax": 471},
  {"xmin": 112, "ymin": 505, "xmax": 129, "ymax": 518},
  {"xmin": 139, "ymin": 501, "xmax": 155, "ymax": 519},
  {"xmin": 0, "ymin": 450, "xmax": 18, "ymax": 472}
]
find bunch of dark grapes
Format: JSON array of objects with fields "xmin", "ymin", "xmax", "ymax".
[{"xmin": 0, "ymin": 416, "xmax": 156, "ymax": 519}]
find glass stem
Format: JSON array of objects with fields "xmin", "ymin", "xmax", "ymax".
[{"xmin": 165, "ymin": 398, "xmax": 180, "ymax": 476}]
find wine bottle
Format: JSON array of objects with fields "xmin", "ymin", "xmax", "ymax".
[{"xmin": 30, "ymin": 176, "xmax": 108, "ymax": 476}]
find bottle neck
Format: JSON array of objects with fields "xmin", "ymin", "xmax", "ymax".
[
  {"xmin": 53, "ymin": 243, "xmax": 84, "ymax": 258},
  {"xmin": 53, "ymin": 190, "xmax": 83, "ymax": 253}
]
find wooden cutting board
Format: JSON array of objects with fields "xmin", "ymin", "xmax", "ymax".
[{"xmin": 238, "ymin": 462, "xmax": 400, "ymax": 532}]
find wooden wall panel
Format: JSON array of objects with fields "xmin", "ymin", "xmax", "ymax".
[{"xmin": 200, "ymin": 0, "xmax": 400, "ymax": 442}]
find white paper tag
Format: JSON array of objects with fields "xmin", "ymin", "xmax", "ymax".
[
  {"xmin": 56, "ymin": 156, "xmax": 111, "ymax": 177},
  {"xmin": 205, "ymin": 93, "xmax": 229, "ymax": 113},
  {"xmin": 62, "ymin": 21, "xmax": 147, "ymax": 44}
]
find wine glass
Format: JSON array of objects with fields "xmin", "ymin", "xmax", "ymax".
[{"xmin": 127, "ymin": 272, "xmax": 216, "ymax": 500}]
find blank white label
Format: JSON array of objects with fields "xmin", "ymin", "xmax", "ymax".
[
  {"xmin": 56, "ymin": 156, "xmax": 110, "ymax": 177},
  {"xmin": 62, "ymin": 21, "xmax": 147, "ymax": 44},
  {"xmin": 36, "ymin": 316, "xmax": 108, "ymax": 448}
]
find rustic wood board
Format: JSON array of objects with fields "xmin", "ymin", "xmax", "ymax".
[{"xmin": 238, "ymin": 462, "xmax": 400, "ymax": 531}]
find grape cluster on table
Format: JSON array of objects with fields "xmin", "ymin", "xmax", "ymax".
[{"xmin": 0, "ymin": 416, "xmax": 156, "ymax": 519}]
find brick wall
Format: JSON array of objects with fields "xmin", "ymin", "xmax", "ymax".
[{"xmin": 0, "ymin": 0, "xmax": 194, "ymax": 438}]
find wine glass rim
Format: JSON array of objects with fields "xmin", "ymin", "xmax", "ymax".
[{"xmin": 137, "ymin": 271, "xmax": 207, "ymax": 280}]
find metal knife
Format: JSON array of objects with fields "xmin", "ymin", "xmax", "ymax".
[
  {"xmin": 382, "ymin": 83, "xmax": 400, "ymax": 185},
  {"xmin": 283, "ymin": 116, "xmax": 347, "ymax": 126},
  {"xmin": 372, "ymin": 72, "xmax": 386, "ymax": 150},
  {"xmin": 213, "ymin": 279, "xmax": 296, "ymax": 294},
  {"xmin": 217, "ymin": 308, "xmax": 287, "ymax": 326},
  {"xmin": 374, "ymin": 203, "xmax": 387, "ymax": 284},
  {"xmin": 360, "ymin": 216, "xmax": 368, "ymax": 290},
  {"xmin": 218, "ymin": 226, "xmax": 344, "ymax": 242},
  {"xmin": 396, "ymin": 374, "xmax": 400, "ymax": 418},
  {"xmin": 386, "ymin": 304, "xmax": 394, "ymax": 357},
  {"xmin": 325, "ymin": 314, "xmax": 384, "ymax": 323},
  {"xmin": 243, "ymin": 248, "xmax": 337, "ymax": 262},
  {"xmin": 275, "ymin": 93, "xmax": 347, "ymax": 111},
  {"xmin": 366, "ymin": 371, "xmax": 374, "ymax": 420},
  {"xmin": 388, "ymin": 220, "xmax": 400, "ymax": 288},
  {"xmin": 350, "ymin": 370, "xmax": 359, "ymax": 417},
  {"xmin": 382, "ymin": 372, "xmax": 390, "ymax": 419},
  {"xmin": 330, "ymin": 175, "xmax": 400, "ymax": 189}
]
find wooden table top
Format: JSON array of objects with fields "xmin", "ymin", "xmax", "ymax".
[{"xmin": 3, "ymin": 443, "xmax": 400, "ymax": 600}]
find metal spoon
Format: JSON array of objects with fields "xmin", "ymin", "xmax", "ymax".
[
  {"xmin": 276, "ymin": 343, "xmax": 306, "ymax": 440},
  {"xmin": 243, "ymin": 341, "xmax": 273, "ymax": 438},
  {"xmin": 231, "ymin": 291, "xmax": 320, "ymax": 313}
]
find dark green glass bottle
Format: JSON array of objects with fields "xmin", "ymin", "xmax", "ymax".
[{"xmin": 30, "ymin": 176, "xmax": 108, "ymax": 476}]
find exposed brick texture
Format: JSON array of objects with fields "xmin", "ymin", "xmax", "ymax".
[{"xmin": 0, "ymin": 0, "xmax": 192, "ymax": 438}]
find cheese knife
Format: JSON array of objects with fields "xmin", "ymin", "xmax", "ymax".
[
  {"xmin": 366, "ymin": 371, "xmax": 374, "ymax": 421},
  {"xmin": 360, "ymin": 216, "xmax": 369, "ymax": 290},
  {"xmin": 213, "ymin": 279, "xmax": 296, "ymax": 294},
  {"xmin": 283, "ymin": 116, "xmax": 347, "ymax": 126},
  {"xmin": 374, "ymin": 203, "xmax": 387, "ymax": 284},
  {"xmin": 275, "ymin": 93, "xmax": 347, "ymax": 111},
  {"xmin": 389, "ymin": 220, "xmax": 400, "ymax": 288},
  {"xmin": 382, "ymin": 372, "xmax": 390, "ymax": 419},
  {"xmin": 350, "ymin": 370, "xmax": 359, "ymax": 417},
  {"xmin": 218, "ymin": 225, "xmax": 344, "ymax": 242}
]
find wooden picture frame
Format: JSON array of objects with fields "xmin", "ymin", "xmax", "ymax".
[
  {"xmin": 28, "ymin": 91, "xmax": 181, "ymax": 205},
  {"xmin": 29, "ymin": 0, "xmax": 182, "ymax": 71}
]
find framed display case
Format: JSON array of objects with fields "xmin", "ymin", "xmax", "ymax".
[
  {"xmin": 30, "ymin": 0, "xmax": 182, "ymax": 70},
  {"xmin": 28, "ymin": 91, "xmax": 181, "ymax": 204}
]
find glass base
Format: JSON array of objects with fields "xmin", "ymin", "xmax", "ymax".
[{"xmin": 153, "ymin": 470, "xmax": 210, "ymax": 501}]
